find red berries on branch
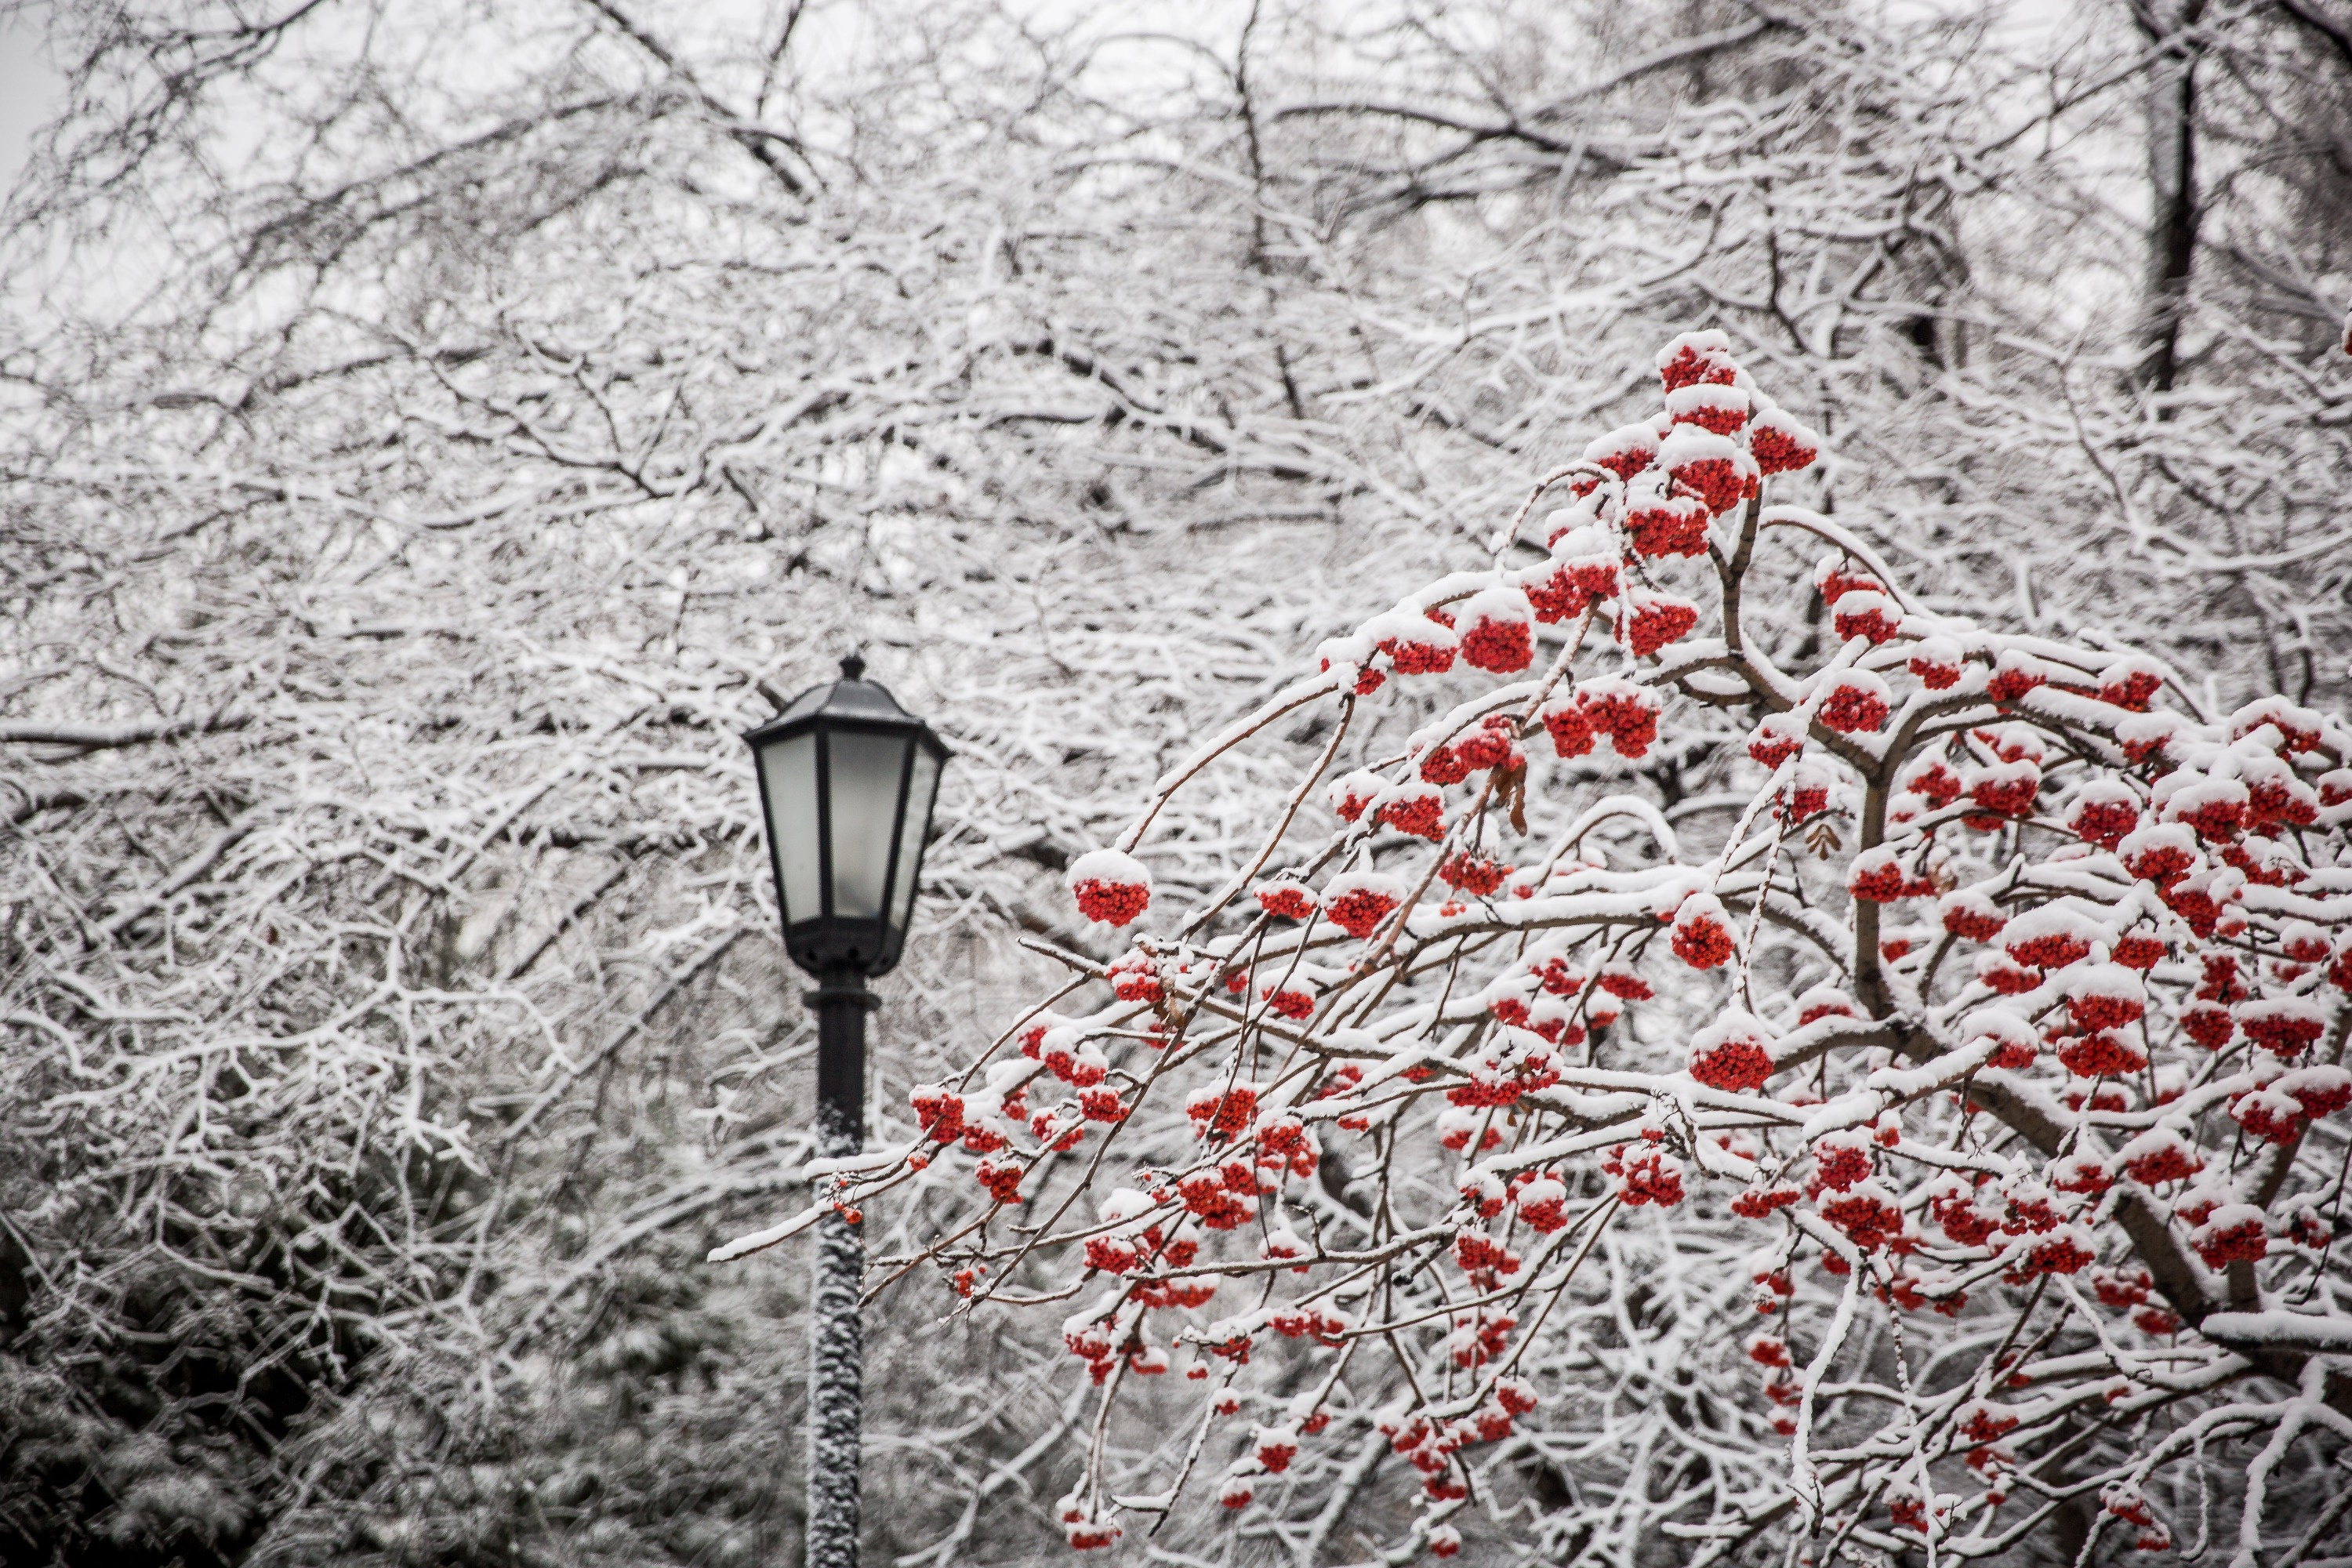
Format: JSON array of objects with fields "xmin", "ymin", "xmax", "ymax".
[
  {"xmin": 1323, "ymin": 873, "xmax": 1404, "ymax": 939},
  {"xmin": 1671, "ymin": 893, "xmax": 1737, "ymax": 969},
  {"xmin": 1688, "ymin": 1011, "xmax": 1776, "ymax": 1091},
  {"xmin": 1457, "ymin": 586, "xmax": 1536, "ymax": 673},
  {"xmin": 1818, "ymin": 671, "xmax": 1892, "ymax": 734},
  {"xmin": 859, "ymin": 328, "xmax": 2352, "ymax": 1562},
  {"xmin": 1621, "ymin": 590, "xmax": 1700, "ymax": 658},
  {"xmin": 1069, "ymin": 848, "xmax": 1152, "ymax": 927}
]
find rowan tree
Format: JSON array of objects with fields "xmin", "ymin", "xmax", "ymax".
[{"xmin": 782, "ymin": 328, "xmax": 2352, "ymax": 1563}]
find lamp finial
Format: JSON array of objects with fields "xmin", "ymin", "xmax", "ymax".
[{"xmin": 839, "ymin": 652, "xmax": 866, "ymax": 682}]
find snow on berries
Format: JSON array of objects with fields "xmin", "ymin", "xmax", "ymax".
[
  {"xmin": 1813, "ymin": 555, "xmax": 1879, "ymax": 604},
  {"xmin": 2001, "ymin": 904, "xmax": 2102, "ymax": 970},
  {"xmin": 1748, "ymin": 711, "xmax": 1805, "ymax": 768},
  {"xmin": 2279, "ymin": 1065, "xmax": 2352, "ymax": 1120},
  {"xmin": 2119, "ymin": 821, "xmax": 2198, "ymax": 887},
  {"xmin": 1975, "ymin": 950, "xmax": 2038, "ymax": 994},
  {"xmin": 1252, "ymin": 1424, "xmax": 1299, "ymax": 1472},
  {"xmin": 1035, "ymin": 1029, "xmax": 1108, "ymax": 1087},
  {"xmin": 1900, "ymin": 756, "xmax": 1962, "ymax": 809},
  {"xmin": 1457, "ymin": 585, "xmax": 1536, "ymax": 673},
  {"xmin": 1811, "ymin": 1130, "xmax": 1875, "ymax": 1192},
  {"xmin": 1377, "ymin": 782, "xmax": 1446, "ymax": 840},
  {"xmin": 1832, "ymin": 590, "xmax": 1900, "ymax": 646},
  {"xmin": 1366, "ymin": 608, "xmax": 1458, "ymax": 675},
  {"xmin": 2231, "ymin": 694, "xmax": 2325, "ymax": 753},
  {"xmin": 1620, "ymin": 589, "xmax": 1699, "ymax": 657},
  {"xmin": 1582, "ymin": 422, "xmax": 1659, "ymax": 480},
  {"xmin": 2096, "ymin": 655, "xmax": 2163, "ymax": 711},
  {"xmin": 1540, "ymin": 690, "xmax": 1595, "ymax": 758},
  {"xmin": 2064, "ymin": 964, "xmax": 2146, "ymax": 1032},
  {"xmin": 1612, "ymin": 1145, "xmax": 1685, "ymax": 1207},
  {"xmin": 1577, "ymin": 675, "xmax": 1661, "ymax": 757},
  {"xmin": 1796, "ymin": 985, "xmax": 1858, "ymax": 1025},
  {"xmin": 2067, "ymin": 779, "xmax": 2140, "ymax": 848},
  {"xmin": 1984, "ymin": 648, "xmax": 2048, "ymax": 703},
  {"xmin": 1438, "ymin": 851, "xmax": 1508, "ymax": 895},
  {"xmin": 1518, "ymin": 557, "xmax": 1584, "ymax": 622},
  {"xmin": 1514, "ymin": 1174, "xmax": 1570, "ymax": 1232},
  {"xmin": 1544, "ymin": 524, "xmax": 1621, "ymax": 601},
  {"xmin": 2003, "ymin": 1223, "xmax": 2096, "ymax": 1281},
  {"xmin": 1818, "ymin": 1179, "xmax": 1904, "ymax": 1249},
  {"xmin": 1967, "ymin": 757, "xmax": 2040, "ymax": 818},
  {"xmin": 1670, "ymin": 891, "xmax": 1737, "ymax": 969},
  {"xmin": 1745, "ymin": 405, "xmax": 1820, "ymax": 474},
  {"xmin": 2237, "ymin": 997, "xmax": 2325, "ymax": 1058},
  {"xmin": 2056, "ymin": 1028, "xmax": 2147, "ymax": 1079},
  {"xmin": 1907, "ymin": 635, "xmax": 1964, "ymax": 688},
  {"xmin": 1068, "ymin": 848, "xmax": 1152, "ymax": 927},
  {"xmin": 1965, "ymin": 1009, "xmax": 2041, "ymax": 1071},
  {"xmin": 1654, "ymin": 334, "xmax": 1741, "ymax": 399},
  {"xmin": 1657, "ymin": 425, "xmax": 1751, "ymax": 515},
  {"xmin": 2234, "ymin": 1084, "xmax": 2308, "ymax": 1146},
  {"xmin": 2117, "ymin": 1128, "xmax": 2201, "ymax": 1187},
  {"xmin": 1323, "ymin": 872, "xmax": 1404, "ymax": 938},
  {"xmin": 1254, "ymin": 880, "xmax": 1315, "ymax": 920},
  {"xmin": 2111, "ymin": 925, "xmax": 2166, "ymax": 970},
  {"xmin": 2280, "ymin": 920, "xmax": 2332, "ymax": 964},
  {"xmin": 2240, "ymin": 751, "xmax": 2320, "ymax": 827},
  {"xmin": 1105, "ymin": 946, "xmax": 1162, "ymax": 1004},
  {"xmin": 1687, "ymin": 1010, "xmax": 1775, "ymax": 1091},
  {"xmin": 1846, "ymin": 845, "xmax": 1911, "ymax": 903},
  {"xmin": 2191, "ymin": 1204, "xmax": 2270, "ymax": 1268},
  {"xmin": 1656, "ymin": 328, "xmax": 1740, "ymax": 390},
  {"xmin": 1624, "ymin": 470, "xmax": 1712, "ymax": 557},
  {"xmin": 2156, "ymin": 770, "xmax": 2251, "ymax": 840},
  {"xmin": 1327, "ymin": 769, "xmax": 1381, "ymax": 822},
  {"xmin": 1188, "ymin": 1091, "xmax": 1262, "ymax": 1152},
  {"xmin": 1451, "ymin": 713, "xmax": 1521, "ymax": 771},
  {"xmin": 1058, "ymin": 1496, "xmax": 1120, "ymax": 1552},
  {"xmin": 911, "ymin": 1083, "xmax": 967, "ymax": 1144},
  {"xmin": 1779, "ymin": 759, "xmax": 1835, "ymax": 820},
  {"xmin": 1664, "ymin": 380, "xmax": 1750, "ymax": 434},
  {"xmin": 1817, "ymin": 669, "xmax": 1893, "ymax": 733},
  {"xmin": 1940, "ymin": 889, "xmax": 2006, "ymax": 941}
]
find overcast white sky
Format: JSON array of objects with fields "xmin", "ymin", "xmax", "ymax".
[{"xmin": 1, "ymin": 18, "xmax": 64, "ymax": 200}]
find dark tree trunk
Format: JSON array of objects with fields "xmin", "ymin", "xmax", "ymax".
[{"xmin": 2134, "ymin": 0, "xmax": 2207, "ymax": 396}]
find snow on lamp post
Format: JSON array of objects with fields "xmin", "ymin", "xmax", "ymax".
[{"xmin": 744, "ymin": 654, "xmax": 946, "ymax": 1568}]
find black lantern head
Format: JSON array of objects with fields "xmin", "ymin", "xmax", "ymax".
[{"xmin": 746, "ymin": 655, "xmax": 948, "ymax": 978}]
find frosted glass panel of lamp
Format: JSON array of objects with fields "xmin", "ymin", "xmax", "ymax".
[
  {"xmin": 760, "ymin": 734, "xmax": 822, "ymax": 923},
  {"xmin": 826, "ymin": 730, "xmax": 910, "ymax": 920},
  {"xmin": 888, "ymin": 747, "xmax": 941, "ymax": 933}
]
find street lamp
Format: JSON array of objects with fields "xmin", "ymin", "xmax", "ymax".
[{"xmin": 744, "ymin": 654, "xmax": 947, "ymax": 1568}]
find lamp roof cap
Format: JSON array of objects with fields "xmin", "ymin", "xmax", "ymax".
[{"xmin": 748, "ymin": 652, "xmax": 945, "ymax": 745}]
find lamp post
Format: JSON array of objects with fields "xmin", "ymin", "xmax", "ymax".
[{"xmin": 744, "ymin": 655, "xmax": 947, "ymax": 1568}]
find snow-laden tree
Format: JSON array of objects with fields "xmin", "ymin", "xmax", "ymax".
[
  {"xmin": 804, "ymin": 329, "xmax": 2352, "ymax": 1562},
  {"xmin": 5, "ymin": 0, "xmax": 2351, "ymax": 1563},
  {"xmin": 1212, "ymin": 0, "xmax": 2352, "ymax": 725},
  {"xmin": 0, "ymin": 4, "xmax": 1454, "ymax": 1559}
]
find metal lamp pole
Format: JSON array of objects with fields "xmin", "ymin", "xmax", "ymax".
[
  {"xmin": 806, "ymin": 969, "xmax": 876, "ymax": 1568},
  {"xmin": 741, "ymin": 656, "xmax": 946, "ymax": 1568}
]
